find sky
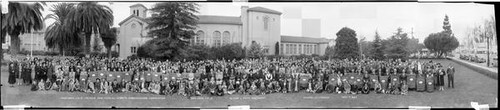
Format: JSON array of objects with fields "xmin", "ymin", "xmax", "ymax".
[{"xmin": 40, "ymin": 2, "xmax": 495, "ymax": 43}]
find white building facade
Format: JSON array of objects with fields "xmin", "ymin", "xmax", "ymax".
[{"xmin": 117, "ymin": 4, "xmax": 329, "ymax": 58}]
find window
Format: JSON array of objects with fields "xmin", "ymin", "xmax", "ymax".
[
  {"xmin": 189, "ymin": 36, "xmax": 195, "ymax": 45},
  {"xmin": 292, "ymin": 44, "xmax": 296, "ymax": 54},
  {"xmin": 310, "ymin": 45, "xmax": 313, "ymax": 54},
  {"xmin": 295, "ymin": 44, "xmax": 298, "ymax": 54},
  {"xmin": 263, "ymin": 16, "xmax": 269, "ymax": 31},
  {"xmin": 131, "ymin": 47, "xmax": 137, "ymax": 54},
  {"xmin": 280, "ymin": 44, "xmax": 284, "ymax": 55},
  {"xmin": 298, "ymin": 44, "xmax": 302, "ymax": 54},
  {"xmin": 196, "ymin": 31, "xmax": 205, "ymax": 45},
  {"xmin": 136, "ymin": 10, "xmax": 139, "ymax": 16},
  {"xmin": 309, "ymin": 45, "xmax": 312, "ymax": 54},
  {"xmin": 305, "ymin": 45, "xmax": 309, "ymax": 54},
  {"xmin": 213, "ymin": 31, "xmax": 221, "ymax": 47},
  {"xmin": 288, "ymin": 44, "xmax": 292, "ymax": 54},
  {"xmin": 315, "ymin": 45, "xmax": 319, "ymax": 54},
  {"xmin": 131, "ymin": 23, "xmax": 136, "ymax": 29},
  {"xmin": 222, "ymin": 31, "xmax": 230, "ymax": 45},
  {"xmin": 263, "ymin": 45, "xmax": 269, "ymax": 54}
]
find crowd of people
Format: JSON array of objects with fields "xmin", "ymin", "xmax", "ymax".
[{"xmin": 7, "ymin": 57, "xmax": 455, "ymax": 99}]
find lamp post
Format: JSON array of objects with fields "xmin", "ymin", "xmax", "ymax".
[{"xmin": 486, "ymin": 30, "xmax": 490, "ymax": 67}]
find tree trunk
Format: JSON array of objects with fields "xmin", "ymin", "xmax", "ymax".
[
  {"xmin": 85, "ymin": 32, "xmax": 92, "ymax": 58},
  {"xmin": 9, "ymin": 34, "xmax": 20, "ymax": 56},
  {"xmin": 59, "ymin": 47, "xmax": 64, "ymax": 56},
  {"xmin": 106, "ymin": 46, "xmax": 112, "ymax": 58}
]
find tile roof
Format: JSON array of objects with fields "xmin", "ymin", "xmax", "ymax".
[
  {"xmin": 281, "ymin": 35, "xmax": 329, "ymax": 44},
  {"xmin": 197, "ymin": 15, "xmax": 242, "ymax": 25},
  {"xmin": 118, "ymin": 15, "xmax": 149, "ymax": 26},
  {"xmin": 248, "ymin": 7, "xmax": 282, "ymax": 15},
  {"xmin": 130, "ymin": 4, "xmax": 147, "ymax": 9}
]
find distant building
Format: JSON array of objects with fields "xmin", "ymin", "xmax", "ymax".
[
  {"xmin": 117, "ymin": 4, "xmax": 330, "ymax": 58},
  {"xmin": 279, "ymin": 35, "xmax": 329, "ymax": 55},
  {"xmin": 2, "ymin": 27, "xmax": 107, "ymax": 54},
  {"xmin": 19, "ymin": 30, "xmax": 48, "ymax": 52},
  {"xmin": 2, "ymin": 29, "xmax": 48, "ymax": 52}
]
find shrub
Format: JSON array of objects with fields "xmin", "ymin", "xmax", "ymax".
[
  {"xmin": 17, "ymin": 50, "xmax": 59, "ymax": 56},
  {"xmin": 265, "ymin": 55, "xmax": 285, "ymax": 59},
  {"xmin": 127, "ymin": 54, "xmax": 140, "ymax": 60}
]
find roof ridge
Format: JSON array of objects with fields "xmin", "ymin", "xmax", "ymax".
[
  {"xmin": 198, "ymin": 15, "xmax": 240, "ymax": 17},
  {"xmin": 248, "ymin": 6, "xmax": 282, "ymax": 15},
  {"xmin": 282, "ymin": 35, "xmax": 326, "ymax": 39},
  {"xmin": 198, "ymin": 15, "xmax": 242, "ymax": 25}
]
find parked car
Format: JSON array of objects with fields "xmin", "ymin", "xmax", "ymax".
[
  {"xmin": 469, "ymin": 55, "xmax": 477, "ymax": 62},
  {"xmin": 475, "ymin": 57, "xmax": 486, "ymax": 63}
]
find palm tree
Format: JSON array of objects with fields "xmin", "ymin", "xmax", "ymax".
[
  {"xmin": 65, "ymin": 2, "xmax": 113, "ymax": 57},
  {"xmin": 100, "ymin": 27, "xmax": 117, "ymax": 58},
  {"xmin": 44, "ymin": 3, "xmax": 81, "ymax": 56},
  {"xmin": 1, "ymin": 2, "xmax": 45, "ymax": 55}
]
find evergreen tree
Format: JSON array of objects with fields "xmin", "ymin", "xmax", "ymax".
[
  {"xmin": 443, "ymin": 15, "xmax": 452, "ymax": 35},
  {"xmin": 424, "ymin": 15, "xmax": 459, "ymax": 57},
  {"xmin": 142, "ymin": 2, "xmax": 199, "ymax": 60},
  {"xmin": 248, "ymin": 41, "xmax": 264, "ymax": 58},
  {"xmin": 324, "ymin": 46, "xmax": 335, "ymax": 58},
  {"xmin": 385, "ymin": 28, "xmax": 410, "ymax": 60},
  {"xmin": 333, "ymin": 27, "xmax": 359, "ymax": 59},
  {"xmin": 371, "ymin": 31, "xmax": 385, "ymax": 60}
]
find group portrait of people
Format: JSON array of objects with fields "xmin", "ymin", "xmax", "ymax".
[{"xmin": 7, "ymin": 56, "xmax": 456, "ymax": 99}]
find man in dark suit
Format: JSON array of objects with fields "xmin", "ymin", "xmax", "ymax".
[{"xmin": 447, "ymin": 65, "xmax": 454, "ymax": 88}]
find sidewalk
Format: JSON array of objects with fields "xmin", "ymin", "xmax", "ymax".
[{"xmin": 449, "ymin": 57, "xmax": 498, "ymax": 80}]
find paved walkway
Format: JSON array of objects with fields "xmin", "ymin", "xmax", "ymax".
[
  {"xmin": 450, "ymin": 56, "xmax": 498, "ymax": 73},
  {"xmin": 449, "ymin": 57, "xmax": 497, "ymax": 79}
]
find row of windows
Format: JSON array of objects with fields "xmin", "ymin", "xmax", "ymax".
[
  {"xmin": 23, "ymin": 43, "xmax": 42, "ymax": 46},
  {"xmin": 189, "ymin": 30, "xmax": 231, "ymax": 47},
  {"xmin": 280, "ymin": 43, "xmax": 319, "ymax": 55}
]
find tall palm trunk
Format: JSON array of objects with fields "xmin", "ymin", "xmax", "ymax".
[
  {"xmin": 59, "ymin": 47, "xmax": 64, "ymax": 56},
  {"xmin": 9, "ymin": 34, "xmax": 21, "ymax": 56},
  {"xmin": 85, "ymin": 32, "xmax": 92, "ymax": 57}
]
